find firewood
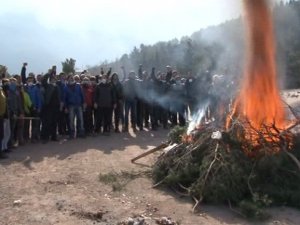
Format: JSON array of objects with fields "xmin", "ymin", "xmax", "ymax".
[{"xmin": 131, "ymin": 143, "xmax": 168, "ymax": 163}]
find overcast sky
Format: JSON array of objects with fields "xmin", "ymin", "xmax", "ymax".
[{"xmin": 0, "ymin": 0, "xmax": 245, "ymax": 74}]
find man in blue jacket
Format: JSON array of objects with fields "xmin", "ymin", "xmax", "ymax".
[{"xmin": 64, "ymin": 75, "xmax": 85, "ymax": 139}]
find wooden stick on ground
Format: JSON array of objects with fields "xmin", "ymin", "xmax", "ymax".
[{"xmin": 131, "ymin": 143, "xmax": 168, "ymax": 163}]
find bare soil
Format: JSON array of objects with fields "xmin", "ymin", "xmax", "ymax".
[{"xmin": 0, "ymin": 91, "xmax": 300, "ymax": 225}]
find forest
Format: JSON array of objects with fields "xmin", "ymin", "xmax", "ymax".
[{"xmin": 89, "ymin": 1, "xmax": 300, "ymax": 89}]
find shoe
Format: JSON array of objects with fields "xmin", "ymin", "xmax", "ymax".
[
  {"xmin": 51, "ymin": 138, "xmax": 59, "ymax": 142},
  {"xmin": 68, "ymin": 135, "xmax": 74, "ymax": 140},
  {"xmin": 0, "ymin": 152, "xmax": 8, "ymax": 159},
  {"xmin": 114, "ymin": 129, "xmax": 120, "ymax": 133},
  {"xmin": 103, "ymin": 132, "xmax": 110, "ymax": 136}
]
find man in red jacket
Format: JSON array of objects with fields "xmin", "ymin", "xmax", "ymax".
[{"xmin": 81, "ymin": 77, "xmax": 95, "ymax": 135}]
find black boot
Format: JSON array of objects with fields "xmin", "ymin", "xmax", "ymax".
[{"xmin": 0, "ymin": 151, "xmax": 8, "ymax": 159}]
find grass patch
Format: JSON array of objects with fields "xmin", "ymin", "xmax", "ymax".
[{"xmin": 99, "ymin": 170, "xmax": 151, "ymax": 192}]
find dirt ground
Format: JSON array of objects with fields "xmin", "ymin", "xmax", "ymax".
[{"xmin": 0, "ymin": 91, "xmax": 300, "ymax": 225}]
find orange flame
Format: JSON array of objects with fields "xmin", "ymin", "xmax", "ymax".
[
  {"xmin": 230, "ymin": 0, "xmax": 286, "ymax": 130},
  {"xmin": 226, "ymin": 0, "xmax": 291, "ymax": 154}
]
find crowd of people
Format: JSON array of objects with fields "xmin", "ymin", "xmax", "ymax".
[{"xmin": 0, "ymin": 63, "xmax": 233, "ymax": 159}]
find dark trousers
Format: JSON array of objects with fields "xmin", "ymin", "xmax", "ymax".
[
  {"xmin": 41, "ymin": 107, "xmax": 58, "ymax": 141},
  {"xmin": 171, "ymin": 104, "xmax": 186, "ymax": 127},
  {"xmin": 114, "ymin": 101, "xmax": 124, "ymax": 130},
  {"xmin": 144, "ymin": 103, "xmax": 151, "ymax": 128},
  {"xmin": 150, "ymin": 103, "xmax": 159, "ymax": 129},
  {"xmin": 159, "ymin": 105, "xmax": 168, "ymax": 128},
  {"xmin": 188, "ymin": 98, "xmax": 197, "ymax": 116},
  {"xmin": 58, "ymin": 110, "xmax": 69, "ymax": 136},
  {"xmin": 17, "ymin": 118, "xmax": 24, "ymax": 145},
  {"xmin": 136, "ymin": 99, "xmax": 145, "ymax": 129},
  {"xmin": 31, "ymin": 110, "xmax": 41, "ymax": 140},
  {"xmin": 23, "ymin": 113, "xmax": 31, "ymax": 141},
  {"xmin": 84, "ymin": 106, "xmax": 94, "ymax": 134},
  {"xmin": 96, "ymin": 107, "xmax": 112, "ymax": 133},
  {"xmin": 9, "ymin": 117, "xmax": 17, "ymax": 145},
  {"xmin": 124, "ymin": 99, "xmax": 137, "ymax": 129}
]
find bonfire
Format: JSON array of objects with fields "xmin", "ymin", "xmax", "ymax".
[{"xmin": 150, "ymin": 0, "xmax": 300, "ymax": 219}]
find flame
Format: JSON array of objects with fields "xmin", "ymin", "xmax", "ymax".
[
  {"xmin": 239, "ymin": 0, "xmax": 285, "ymax": 129},
  {"xmin": 227, "ymin": 0, "xmax": 290, "ymax": 153}
]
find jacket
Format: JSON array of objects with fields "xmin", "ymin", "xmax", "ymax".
[
  {"xmin": 64, "ymin": 83, "xmax": 84, "ymax": 107},
  {"xmin": 82, "ymin": 85, "xmax": 94, "ymax": 107},
  {"xmin": 26, "ymin": 85, "xmax": 42, "ymax": 111},
  {"xmin": 22, "ymin": 90, "xmax": 33, "ymax": 115},
  {"xmin": 94, "ymin": 83, "xmax": 116, "ymax": 108},
  {"xmin": 0, "ymin": 89, "xmax": 6, "ymax": 117}
]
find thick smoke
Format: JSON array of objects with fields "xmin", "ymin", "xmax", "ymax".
[
  {"xmin": 90, "ymin": 1, "xmax": 299, "ymax": 122},
  {"xmin": 273, "ymin": 2, "xmax": 300, "ymax": 89}
]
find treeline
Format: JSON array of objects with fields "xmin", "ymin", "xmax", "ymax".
[{"xmin": 89, "ymin": 1, "xmax": 300, "ymax": 89}]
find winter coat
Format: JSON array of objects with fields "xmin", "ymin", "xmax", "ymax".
[
  {"xmin": 64, "ymin": 84, "xmax": 84, "ymax": 108},
  {"xmin": 22, "ymin": 90, "xmax": 32, "ymax": 115},
  {"xmin": 94, "ymin": 83, "xmax": 116, "ymax": 108},
  {"xmin": 7, "ymin": 89, "xmax": 22, "ymax": 116},
  {"xmin": 123, "ymin": 78, "xmax": 137, "ymax": 101},
  {"xmin": 0, "ymin": 89, "xmax": 6, "ymax": 117},
  {"xmin": 82, "ymin": 85, "xmax": 94, "ymax": 107},
  {"xmin": 112, "ymin": 82, "xmax": 124, "ymax": 102},
  {"xmin": 26, "ymin": 85, "xmax": 42, "ymax": 111}
]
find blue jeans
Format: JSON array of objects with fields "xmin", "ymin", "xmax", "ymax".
[{"xmin": 69, "ymin": 106, "xmax": 84, "ymax": 137}]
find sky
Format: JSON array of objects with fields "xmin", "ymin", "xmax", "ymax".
[{"xmin": 1, "ymin": 0, "xmax": 245, "ymax": 74}]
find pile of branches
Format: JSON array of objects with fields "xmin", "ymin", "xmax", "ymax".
[{"xmin": 152, "ymin": 124, "xmax": 300, "ymax": 220}]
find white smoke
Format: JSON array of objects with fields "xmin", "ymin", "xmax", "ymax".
[{"xmin": 187, "ymin": 102, "xmax": 209, "ymax": 135}]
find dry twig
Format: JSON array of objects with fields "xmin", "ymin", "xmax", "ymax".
[
  {"xmin": 283, "ymin": 149, "xmax": 300, "ymax": 172},
  {"xmin": 192, "ymin": 196, "xmax": 203, "ymax": 213}
]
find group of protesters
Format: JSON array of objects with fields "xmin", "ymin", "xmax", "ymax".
[{"xmin": 0, "ymin": 62, "xmax": 232, "ymax": 159}]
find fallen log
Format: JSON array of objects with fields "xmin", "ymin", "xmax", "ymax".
[{"xmin": 131, "ymin": 143, "xmax": 168, "ymax": 163}]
